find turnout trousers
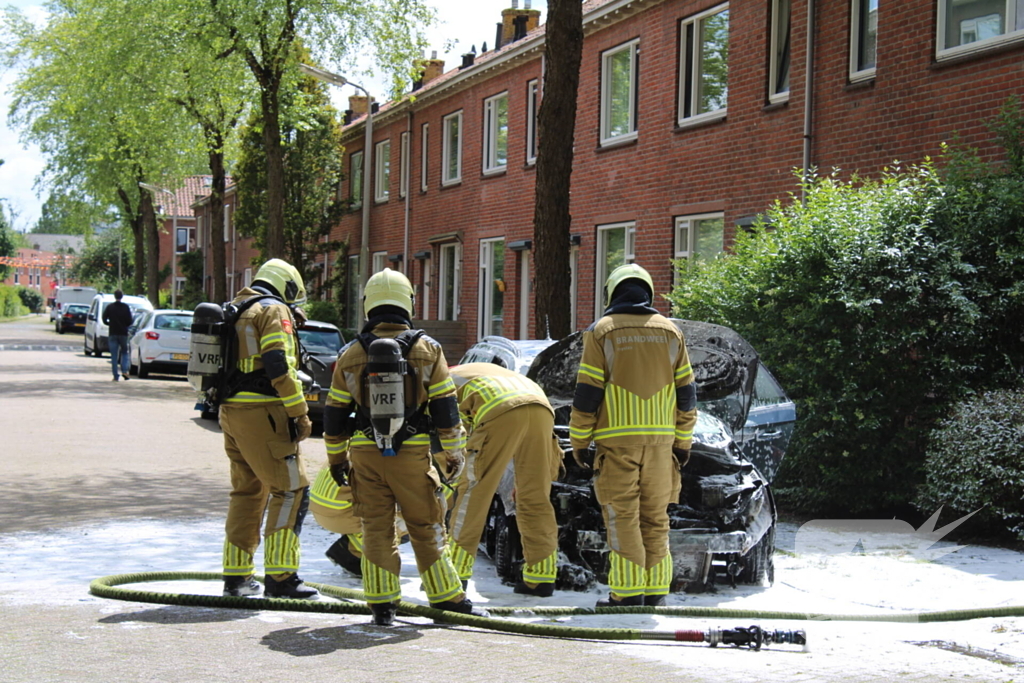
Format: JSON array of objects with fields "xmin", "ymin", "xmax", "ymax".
[
  {"xmin": 220, "ymin": 403, "xmax": 310, "ymax": 580},
  {"xmin": 593, "ymin": 442, "xmax": 682, "ymax": 599},
  {"xmin": 349, "ymin": 443, "xmax": 462, "ymax": 605},
  {"xmin": 448, "ymin": 404, "xmax": 559, "ymax": 584}
]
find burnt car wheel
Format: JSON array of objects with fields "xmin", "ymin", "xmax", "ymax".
[
  {"xmin": 491, "ymin": 507, "xmax": 523, "ymax": 586},
  {"xmin": 738, "ymin": 524, "xmax": 775, "ymax": 586}
]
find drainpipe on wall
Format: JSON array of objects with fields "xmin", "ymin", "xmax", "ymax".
[
  {"xmin": 404, "ymin": 111, "xmax": 412, "ymax": 277},
  {"xmin": 802, "ymin": 0, "xmax": 816, "ymax": 204}
]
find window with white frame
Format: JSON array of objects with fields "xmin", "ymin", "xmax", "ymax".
[
  {"xmin": 518, "ymin": 250, "xmax": 531, "ymax": 338},
  {"xmin": 674, "ymin": 214, "xmax": 725, "ymax": 280},
  {"xmin": 595, "ymin": 222, "xmax": 636, "ymax": 316},
  {"xmin": 569, "ymin": 243, "xmax": 579, "ymax": 330},
  {"xmin": 374, "ymin": 140, "xmax": 390, "ymax": 202},
  {"xmin": 421, "ymin": 254, "xmax": 432, "ymax": 320},
  {"xmin": 442, "ymin": 111, "xmax": 463, "ymax": 185},
  {"xmin": 850, "ymin": 0, "xmax": 878, "ymax": 80},
  {"xmin": 600, "ymin": 39, "xmax": 639, "ymax": 146},
  {"xmin": 400, "ymin": 131, "xmax": 410, "ymax": 199},
  {"xmin": 769, "ymin": 0, "xmax": 791, "ymax": 103},
  {"xmin": 937, "ymin": 0, "xmax": 1024, "ymax": 58},
  {"xmin": 345, "ymin": 254, "xmax": 361, "ymax": 327},
  {"xmin": 350, "ymin": 151, "xmax": 364, "ymax": 206},
  {"xmin": 679, "ymin": 4, "xmax": 730, "ymax": 125},
  {"xmin": 243, "ymin": 267, "xmax": 252, "ymax": 288},
  {"xmin": 223, "ymin": 205, "xmax": 231, "ymax": 242},
  {"xmin": 483, "ymin": 92, "xmax": 509, "ymax": 174},
  {"xmin": 438, "ymin": 242, "xmax": 461, "ymax": 320},
  {"xmin": 478, "ymin": 238, "xmax": 505, "ymax": 338},
  {"xmin": 420, "ymin": 123, "xmax": 429, "ymax": 192},
  {"xmin": 526, "ymin": 79, "xmax": 539, "ymax": 164},
  {"xmin": 372, "ymin": 251, "xmax": 388, "ymax": 274}
]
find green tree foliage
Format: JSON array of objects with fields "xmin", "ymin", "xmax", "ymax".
[
  {"xmin": 669, "ymin": 165, "xmax": 982, "ymax": 514},
  {"xmin": 176, "ymin": 248, "xmax": 205, "ymax": 311},
  {"xmin": 205, "ymin": 0, "xmax": 437, "ymax": 259},
  {"xmin": 17, "ymin": 286, "xmax": 44, "ymax": 313},
  {"xmin": 31, "ymin": 192, "xmax": 107, "ymax": 235},
  {"xmin": 233, "ymin": 68, "xmax": 346, "ymax": 297},
  {"xmin": 0, "ymin": 200, "xmax": 15, "ymax": 281},
  {"xmin": 3, "ymin": 1, "xmax": 199, "ymax": 300},
  {"xmin": 69, "ymin": 228, "xmax": 135, "ymax": 293}
]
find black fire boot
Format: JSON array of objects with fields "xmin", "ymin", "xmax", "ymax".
[
  {"xmin": 264, "ymin": 574, "xmax": 319, "ymax": 600},
  {"xmin": 223, "ymin": 575, "xmax": 262, "ymax": 597},
  {"xmin": 370, "ymin": 602, "xmax": 398, "ymax": 626},
  {"xmin": 429, "ymin": 597, "xmax": 490, "ymax": 620},
  {"xmin": 325, "ymin": 536, "xmax": 363, "ymax": 577},
  {"xmin": 644, "ymin": 594, "xmax": 666, "ymax": 607},
  {"xmin": 513, "ymin": 580, "xmax": 554, "ymax": 597},
  {"xmin": 595, "ymin": 594, "xmax": 645, "ymax": 608}
]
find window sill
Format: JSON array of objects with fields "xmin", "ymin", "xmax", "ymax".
[
  {"xmin": 844, "ymin": 76, "xmax": 875, "ymax": 92},
  {"xmin": 596, "ymin": 136, "xmax": 638, "ymax": 153},
  {"xmin": 374, "ymin": 197, "xmax": 390, "ymax": 205},
  {"xmin": 674, "ymin": 111, "xmax": 727, "ymax": 134},
  {"xmin": 933, "ymin": 33, "xmax": 1024, "ymax": 68},
  {"xmin": 440, "ymin": 180, "xmax": 463, "ymax": 191},
  {"xmin": 481, "ymin": 167, "xmax": 508, "ymax": 179},
  {"xmin": 762, "ymin": 100, "xmax": 788, "ymax": 114}
]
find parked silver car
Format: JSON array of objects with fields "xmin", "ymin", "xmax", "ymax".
[{"xmin": 129, "ymin": 309, "xmax": 194, "ymax": 379}]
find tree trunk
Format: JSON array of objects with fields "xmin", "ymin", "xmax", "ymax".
[
  {"xmin": 533, "ymin": 0, "xmax": 583, "ymax": 339},
  {"xmin": 140, "ymin": 189, "xmax": 160, "ymax": 304},
  {"xmin": 130, "ymin": 216, "xmax": 145, "ymax": 295},
  {"xmin": 261, "ymin": 79, "xmax": 286, "ymax": 260},
  {"xmin": 208, "ymin": 148, "xmax": 228, "ymax": 303}
]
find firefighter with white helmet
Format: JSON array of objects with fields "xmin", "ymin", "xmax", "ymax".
[
  {"xmin": 219, "ymin": 258, "xmax": 319, "ymax": 600},
  {"xmin": 570, "ymin": 263, "xmax": 698, "ymax": 607},
  {"xmin": 323, "ymin": 268, "xmax": 474, "ymax": 626}
]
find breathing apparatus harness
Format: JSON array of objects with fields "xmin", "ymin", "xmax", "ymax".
[{"xmin": 354, "ymin": 326, "xmax": 428, "ymax": 456}]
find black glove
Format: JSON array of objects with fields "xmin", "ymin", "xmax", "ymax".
[
  {"xmin": 672, "ymin": 447, "xmax": 691, "ymax": 469},
  {"xmin": 330, "ymin": 461, "xmax": 351, "ymax": 487},
  {"xmin": 573, "ymin": 448, "xmax": 594, "ymax": 469}
]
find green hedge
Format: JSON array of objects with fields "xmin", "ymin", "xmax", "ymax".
[
  {"xmin": 0, "ymin": 285, "xmax": 26, "ymax": 318},
  {"xmin": 918, "ymin": 388, "xmax": 1024, "ymax": 540},
  {"xmin": 17, "ymin": 287, "xmax": 44, "ymax": 314}
]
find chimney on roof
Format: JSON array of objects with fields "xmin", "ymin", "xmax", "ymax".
[
  {"xmin": 348, "ymin": 95, "xmax": 373, "ymax": 117},
  {"xmin": 413, "ymin": 51, "xmax": 445, "ymax": 91},
  {"xmin": 501, "ymin": 3, "xmax": 541, "ymax": 45}
]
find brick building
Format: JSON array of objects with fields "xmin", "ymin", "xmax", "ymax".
[
  {"xmin": 322, "ymin": 0, "xmax": 1022, "ymax": 351},
  {"xmin": 191, "ymin": 183, "xmax": 262, "ymax": 300}
]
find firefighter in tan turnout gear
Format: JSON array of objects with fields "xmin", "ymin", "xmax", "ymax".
[
  {"xmin": 446, "ymin": 363, "xmax": 562, "ymax": 596},
  {"xmin": 323, "ymin": 268, "xmax": 476, "ymax": 626},
  {"xmin": 570, "ymin": 264, "xmax": 698, "ymax": 607},
  {"xmin": 220, "ymin": 259, "xmax": 319, "ymax": 600}
]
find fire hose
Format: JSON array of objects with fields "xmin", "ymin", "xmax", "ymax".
[{"xmin": 87, "ymin": 571, "xmax": 1023, "ymax": 650}]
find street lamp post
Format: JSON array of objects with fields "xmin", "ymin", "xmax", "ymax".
[
  {"xmin": 139, "ymin": 182, "xmax": 177, "ymax": 309},
  {"xmin": 298, "ymin": 63, "xmax": 373, "ymax": 293}
]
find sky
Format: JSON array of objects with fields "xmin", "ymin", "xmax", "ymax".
[{"xmin": 0, "ymin": 0, "xmax": 549, "ymax": 233}]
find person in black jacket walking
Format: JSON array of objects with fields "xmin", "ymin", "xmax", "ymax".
[{"xmin": 103, "ymin": 290, "xmax": 134, "ymax": 381}]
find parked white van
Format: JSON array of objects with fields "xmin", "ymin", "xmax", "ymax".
[
  {"xmin": 84, "ymin": 293, "xmax": 154, "ymax": 356},
  {"xmin": 51, "ymin": 286, "xmax": 97, "ymax": 323}
]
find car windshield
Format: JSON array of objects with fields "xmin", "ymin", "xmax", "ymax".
[
  {"xmin": 154, "ymin": 314, "xmax": 193, "ymax": 331},
  {"xmin": 298, "ymin": 329, "xmax": 343, "ymax": 354}
]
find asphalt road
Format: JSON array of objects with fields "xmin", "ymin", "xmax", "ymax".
[{"xmin": 1, "ymin": 314, "xmax": 1019, "ymax": 683}]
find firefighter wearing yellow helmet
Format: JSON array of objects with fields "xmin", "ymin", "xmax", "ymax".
[
  {"xmin": 569, "ymin": 263, "xmax": 697, "ymax": 607},
  {"xmin": 323, "ymin": 268, "xmax": 476, "ymax": 625},
  {"xmin": 219, "ymin": 258, "xmax": 319, "ymax": 600}
]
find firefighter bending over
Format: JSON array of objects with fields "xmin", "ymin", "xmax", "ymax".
[
  {"xmin": 323, "ymin": 268, "xmax": 477, "ymax": 626},
  {"xmin": 446, "ymin": 362, "xmax": 563, "ymax": 596},
  {"xmin": 220, "ymin": 259, "xmax": 319, "ymax": 600},
  {"xmin": 569, "ymin": 264, "xmax": 697, "ymax": 607}
]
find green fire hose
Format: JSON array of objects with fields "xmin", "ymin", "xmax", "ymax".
[{"xmin": 89, "ymin": 572, "xmax": 1024, "ymax": 648}]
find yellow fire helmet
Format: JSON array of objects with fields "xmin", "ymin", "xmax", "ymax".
[
  {"xmin": 364, "ymin": 267, "xmax": 415, "ymax": 317},
  {"xmin": 253, "ymin": 258, "xmax": 307, "ymax": 305},
  {"xmin": 605, "ymin": 263, "xmax": 654, "ymax": 307}
]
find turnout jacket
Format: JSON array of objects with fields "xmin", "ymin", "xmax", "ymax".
[
  {"xmin": 569, "ymin": 312, "xmax": 697, "ymax": 451},
  {"xmin": 449, "ymin": 362, "xmax": 554, "ymax": 430},
  {"xmin": 323, "ymin": 322, "xmax": 464, "ymax": 465},
  {"xmin": 221, "ymin": 287, "xmax": 307, "ymax": 418}
]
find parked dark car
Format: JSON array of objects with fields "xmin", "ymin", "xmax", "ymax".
[
  {"xmin": 296, "ymin": 320, "xmax": 346, "ymax": 429},
  {"xmin": 459, "ymin": 320, "xmax": 796, "ymax": 594},
  {"xmin": 55, "ymin": 303, "xmax": 89, "ymax": 334}
]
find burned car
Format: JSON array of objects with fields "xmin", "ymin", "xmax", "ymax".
[{"xmin": 461, "ymin": 320, "xmax": 795, "ymax": 593}]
